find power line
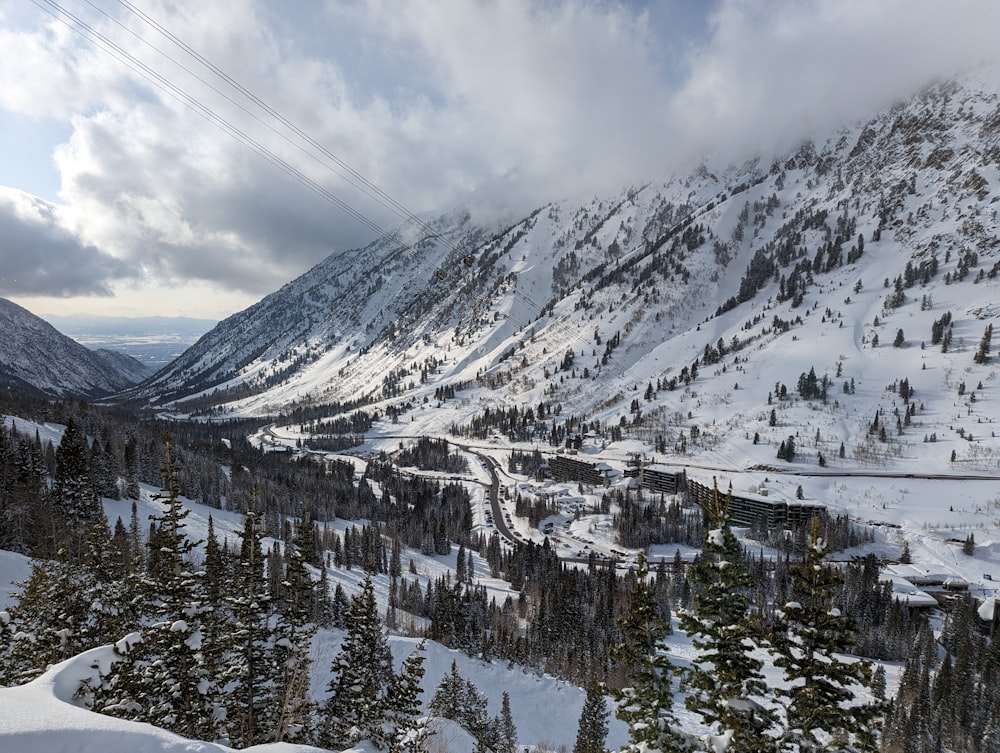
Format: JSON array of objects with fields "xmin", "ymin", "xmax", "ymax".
[{"xmin": 30, "ymin": 0, "xmax": 761, "ymax": 477}]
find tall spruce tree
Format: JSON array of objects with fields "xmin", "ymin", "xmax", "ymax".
[
  {"xmin": 496, "ymin": 691, "xmax": 518, "ymax": 753},
  {"xmin": 574, "ymin": 682, "xmax": 610, "ymax": 753},
  {"xmin": 320, "ymin": 575, "xmax": 394, "ymax": 749},
  {"xmin": 680, "ymin": 480, "xmax": 777, "ymax": 753},
  {"xmin": 271, "ymin": 514, "xmax": 319, "ymax": 744},
  {"xmin": 384, "ymin": 641, "xmax": 430, "ymax": 753},
  {"xmin": 222, "ymin": 491, "xmax": 276, "ymax": 747},
  {"xmin": 612, "ymin": 551, "xmax": 686, "ymax": 753},
  {"xmin": 52, "ymin": 418, "xmax": 100, "ymax": 556},
  {"xmin": 773, "ymin": 516, "xmax": 881, "ymax": 752},
  {"xmin": 428, "ymin": 661, "xmax": 495, "ymax": 752}
]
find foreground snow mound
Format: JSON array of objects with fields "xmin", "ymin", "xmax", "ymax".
[{"xmin": 0, "ymin": 646, "xmax": 325, "ymax": 753}]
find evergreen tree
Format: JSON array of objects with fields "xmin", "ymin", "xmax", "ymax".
[
  {"xmin": 680, "ymin": 480, "xmax": 776, "ymax": 753},
  {"xmin": 773, "ymin": 517, "xmax": 881, "ymax": 752},
  {"xmin": 320, "ymin": 575, "xmax": 394, "ymax": 748},
  {"xmin": 272, "ymin": 513, "xmax": 318, "ymax": 744},
  {"xmin": 496, "ymin": 691, "xmax": 518, "ymax": 753},
  {"xmin": 89, "ymin": 438, "xmax": 222, "ymax": 742},
  {"xmin": 429, "ymin": 661, "xmax": 493, "ymax": 749},
  {"xmin": 612, "ymin": 551, "xmax": 685, "ymax": 753},
  {"xmin": 52, "ymin": 418, "xmax": 100, "ymax": 556},
  {"xmin": 385, "ymin": 641, "xmax": 430, "ymax": 753},
  {"xmin": 574, "ymin": 682, "xmax": 610, "ymax": 753},
  {"xmin": 222, "ymin": 491, "xmax": 276, "ymax": 747}
]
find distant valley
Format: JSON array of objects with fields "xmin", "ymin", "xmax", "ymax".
[{"xmin": 41, "ymin": 313, "xmax": 217, "ymax": 369}]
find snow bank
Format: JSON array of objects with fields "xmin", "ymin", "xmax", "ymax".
[{"xmin": 0, "ymin": 646, "xmax": 326, "ymax": 753}]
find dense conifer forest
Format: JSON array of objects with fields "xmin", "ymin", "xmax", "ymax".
[{"xmin": 1, "ymin": 390, "xmax": 998, "ymax": 751}]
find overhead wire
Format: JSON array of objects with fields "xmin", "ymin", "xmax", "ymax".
[
  {"xmin": 37, "ymin": 0, "xmax": 639, "ymax": 391},
  {"xmin": 32, "ymin": 0, "xmax": 766, "ymax": 479}
]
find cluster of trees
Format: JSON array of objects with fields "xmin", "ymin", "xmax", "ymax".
[
  {"xmin": 777, "ymin": 435, "xmax": 797, "ymax": 462},
  {"xmin": 0, "ymin": 407, "xmax": 230, "ymax": 555},
  {"xmin": 613, "ymin": 496, "xmax": 883, "ymax": 753},
  {"xmin": 796, "ymin": 366, "xmax": 830, "ymax": 401},
  {"xmin": 428, "ymin": 663, "xmax": 518, "ymax": 753},
  {"xmin": 0, "ymin": 444, "xmax": 434, "ymax": 751},
  {"xmin": 615, "ymin": 492, "xmax": 703, "ymax": 549},
  {"xmin": 394, "ymin": 437, "xmax": 467, "ymax": 473},
  {"xmin": 884, "ymin": 595, "xmax": 1000, "ymax": 752}
]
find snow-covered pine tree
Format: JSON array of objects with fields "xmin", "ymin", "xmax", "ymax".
[
  {"xmin": 428, "ymin": 661, "xmax": 492, "ymax": 749},
  {"xmin": 91, "ymin": 438, "xmax": 223, "ymax": 742},
  {"xmin": 384, "ymin": 640, "xmax": 429, "ymax": 753},
  {"xmin": 320, "ymin": 575, "xmax": 394, "ymax": 749},
  {"xmin": 773, "ymin": 516, "xmax": 881, "ymax": 752},
  {"xmin": 271, "ymin": 513, "xmax": 319, "ymax": 744},
  {"xmin": 612, "ymin": 551, "xmax": 686, "ymax": 753},
  {"xmin": 52, "ymin": 418, "xmax": 100, "ymax": 557},
  {"xmin": 222, "ymin": 491, "xmax": 276, "ymax": 747},
  {"xmin": 428, "ymin": 660, "xmax": 466, "ymax": 717},
  {"xmin": 574, "ymin": 681, "xmax": 610, "ymax": 753},
  {"xmin": 680, "ymin": 479, "xmax": 777, "ymax": 753},
  {"xmin": 496, "ymin": 691, "xmax": 518, "ymax": 753}
]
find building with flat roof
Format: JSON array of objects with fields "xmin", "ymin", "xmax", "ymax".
[
  {"xmin": 685, "ymin": 475, "xmax": 825, "ymax": 530},
  {"xmin": 547, "ymin": 454, "xmax": 610, "ymax": 486},
  {"xmin": 639, "ymin": 464, "xmax": 686, "ymax": 495}
]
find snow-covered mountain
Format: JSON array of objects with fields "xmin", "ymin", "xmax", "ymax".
[
  {"xmin": 0, "ymin": 298, "xmax": 149, "ymax": 399},
  {"xmin": 40, "ymin": 314, "xmax": 217, "ymax": 370},
  {"xmin": 91, "ymin": 348, "xmax": 153, "ymax": 385},
  {"xmin": 126, "ymin": 70, "xmax": 1000, "ymax": 480}
]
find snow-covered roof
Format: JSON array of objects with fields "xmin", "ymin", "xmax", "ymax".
[
  {"xmin": 879, "ymin": 572, "xmax": 939, "ymax": 607},
  {"xmin": 883, "ymin": 564, "xmax": 953, "ymax": 585}
]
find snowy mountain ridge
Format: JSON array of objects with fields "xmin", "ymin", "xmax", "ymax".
[
  {"xmin": 115, "ymin": 71, "xmax": 1000, "ymax": 482},
  {"xmin": 0, "ymin": 298, "xmax": 150, "ymax": 399}
]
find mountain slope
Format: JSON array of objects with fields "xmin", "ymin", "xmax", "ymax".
[
  {"xmin": 92, "ymin": 349, "xmax": 153, "ymax": 385},
  {"xmin": 129, "ymin": 70, "xmax": 1000, "ymax": 480},
  {"xmin": 0, "ymin": 298, "xmax": 146, "ymax": 399}
]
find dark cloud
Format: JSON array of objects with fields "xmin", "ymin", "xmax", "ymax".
[
  {"xmin": 1, "ymin": 0, "xmax": 999, "ymax": 317},
  {"xmin": 0, "ymin": 190, "xmax": 128, "ymax": 298}
]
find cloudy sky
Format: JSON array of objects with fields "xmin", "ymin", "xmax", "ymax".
[{"xmin": 1, "ymin": 0, "xmax": 998, "ymax": 321}]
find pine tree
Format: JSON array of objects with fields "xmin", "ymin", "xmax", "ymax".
[
  {"xmin": 320, "ymin": 575, "xmax": 394, "ymax": 748},
  {"xmin": 612, "ymin": 551, "xmax": 685, "ymax": 753},
  {"xmin": 496, "ymin": 691, "xmax": 518, "ymax": 753},
  {"xmin": 52, "ymin": 418, "xmax": 100, "ymax": 557},
  {"xmin": 272, "ymin": 512, "xmax": 318, "ymax": 744},
  {"xmin": 222, "ymin": 491, "xmax": 276, "ymax": 747},
  {"xmin": 680, "ymin": 480, "xmax": 776, "ymax": 753},
  {"xmin": 90, "ymin": 438, "xmax": 223, "ymax": 742},
  {"xmin": 428, "ymin": 662, "xmax": 495, "ymax": 751},
  {"xmin": 574, "ymin": 682, "xmax": 610, "ymax": 753},
  {"xmin": 974, "ymin": 323, "xmax": 993, "ymax": 364},
  {"xmin": 385, "ymin": 641, "xmax": 430, "ymax": 753},
  {"xmin": 773, "ymin": 517, "xmax": 881, "ymax": 752}
]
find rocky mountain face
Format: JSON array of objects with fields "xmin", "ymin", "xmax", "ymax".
[
  {"xmin": 128, "ymin": 70, "xmax": 1000, "ymax": 451},
  {"xmin": 0, "ymin": 298, "xmax": 148, "ymax": 399}
]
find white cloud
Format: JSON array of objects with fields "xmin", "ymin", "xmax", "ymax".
[
  {"xmin": 671, "ymin": 0, "xmax": 1000, "ymax": 166},
  {"xmin": 0, "ymin": 0, "xmax": 998, "ymax": 317}
]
